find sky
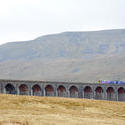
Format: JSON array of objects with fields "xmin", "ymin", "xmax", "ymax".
[{"xmin": 0, "ymin": 0, "xmax": 125, "ymax": 45}]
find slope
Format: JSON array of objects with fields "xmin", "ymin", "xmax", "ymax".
[
  {"xmin": 0, "ymin": 94, "xmax": 124, "ymax": 125},
  {"xmin": 0, "ymin": 29, "xmax": 125, "ymax": 82}
]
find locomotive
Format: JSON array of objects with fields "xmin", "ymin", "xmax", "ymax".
[{"xmin": 98, "ymin": 80, "xmax": 125, "ymax": 84}]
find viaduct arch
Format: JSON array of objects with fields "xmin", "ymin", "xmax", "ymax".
[{"xmin": 0, "ymin": 79, "xmax": 125, "ymax": 102}]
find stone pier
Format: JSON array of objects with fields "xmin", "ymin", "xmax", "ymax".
[{"xmin": 0, "ymin": 79, "xmax": 125, "ymax": 101}]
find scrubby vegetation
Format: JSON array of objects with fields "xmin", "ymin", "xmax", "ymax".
[{"xmin": 0, "ymin": 94, "xmax": 124, "ymax": 125}]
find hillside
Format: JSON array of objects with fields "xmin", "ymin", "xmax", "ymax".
[
  {"xmin": 0, "ymin": 94, "xmax": 124, "ymax": 125},
  {"xmin": 0, "ymin": 29, "xmax": 125, "ymax": 82},
  {"xmin": 1, "ymin": 29, "xmax": 125, "ymax": 61}
]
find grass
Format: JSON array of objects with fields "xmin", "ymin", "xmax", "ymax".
[{"xmin": 0, "ymin": 94, "xmax": 124, "ymax": 125}]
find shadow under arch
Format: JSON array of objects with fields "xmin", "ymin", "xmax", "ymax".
[
  {"xmin": 19, "ymin": 84, "xmax": 29, "ymax": 95},
  {"xmin": 95, "ymin": 87, "xmax": 104, "ymax": 100},
  {"xmin": 57, "ymin": 85, "xmax": 66, "ymax": 97},
  {"xmin": 118, "ymin": 87, "xmax": 125, "ymax": 101},
  {"xmin": 32, "ymin": 84, "xmax": 42, "ymax": 96},
  {"xmin": 106, "ymin": 87, "xmax": 115, "ymax": 101},
  {"xmin": 84, "ymin": 86, "xmax": 92, "ymax": 99},
  {"xmin": 69, "ymin": 86, "xmax": 78, "ymax": 98},
  {"xmin": 45, "ymin": 85, "xmax": 54, "ymax": 96},
  {"xmin": 5, "ymin": 84, "xmax": 16, "ymax": 94}
]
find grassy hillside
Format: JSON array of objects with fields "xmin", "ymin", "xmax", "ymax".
[
  {"xmin": 0, "ymin": 94, "xmax": 124, "ymax": 125},
  {"xmin": 0, "ymin": 29, "xmax": 125, "ymax": 82},
  {"xmin": 0, "ymin": 54, "xmax": 125, "ymax": 82},
  {"xmin": 1, "ymin": 29, "xmax": 125, "ymax": 61}
]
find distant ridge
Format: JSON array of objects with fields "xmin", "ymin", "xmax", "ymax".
[{"xmin": 0, "ymin": 29, "xmax": 125, "ymax": 82}]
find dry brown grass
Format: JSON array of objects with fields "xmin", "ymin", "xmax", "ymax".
[{"xmin": 0, "ymin": 94, "xmax": 124, "ymax": 125}]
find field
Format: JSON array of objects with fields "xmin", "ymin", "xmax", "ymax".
[{"xmin": 0, "ymin": 94, "xmax": 124, "ymax": 125}]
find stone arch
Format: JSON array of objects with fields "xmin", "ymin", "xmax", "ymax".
[
  {"xmin": 57, "ymin": 85, "xmax": 66, "ymax": 97},
  {"xmin": 69, "ymin": 86, "xmax": 78, "ymax": 98},
  {"xmin": 32, "ymin": 84, "xmax": 42, "ymax": 96},
  {"xmin": 106, "ymin": 87, "xmax": 115, "ymax": 101},
  {"xmin": 5, "ymin": 84, "xmax": 16, "ymax": 94},
  {"xmin": 118, "ymin": 87, "xmax": 125, "ymax": 101},
  {"xmin": 84, "ymin": 86, "xmax": 92, "ymax": 99},
  {"xmin": 19, "ymin": 84, "xmax": 28, "ymax": 95},
  {"xmin": 95, "ymin": 87, "xmax": 104, "ymax": 100},
  {"xmin": 45, "ymin": 85, "xmax": 54, "ymax": 96}
]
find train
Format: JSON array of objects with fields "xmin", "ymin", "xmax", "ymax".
[{"xmin": 98, "ymin": 80, "xmax": 125, "ymax": 84}]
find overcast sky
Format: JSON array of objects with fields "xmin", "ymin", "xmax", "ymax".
[{"xmin": 0, "ymin": 0, "xmax": 125, "ymax": 45}]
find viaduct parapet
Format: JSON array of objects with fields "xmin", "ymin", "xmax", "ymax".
[{"xmin": 0, "ymin": 79, "xmax": 125, "ymax": 101}]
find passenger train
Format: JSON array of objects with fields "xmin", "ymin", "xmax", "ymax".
[{"xmin": 98, "ymin": 80, "xmax": 125, "ymax": 84}]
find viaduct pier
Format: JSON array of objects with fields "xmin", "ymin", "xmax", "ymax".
[{"xmin": 0, "ymin": 79, "xmax": 125, "ymax": 101}]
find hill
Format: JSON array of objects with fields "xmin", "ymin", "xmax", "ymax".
[
  {"xmin": 1, "ymin": 29, "xmax": 125, "ymax": 61},
  {"xmin": 0, "ymin": 94, "xmax": 124, "ymax": 125},
  {"xmin": 0, "ymin": 29, "xmax": 125, "ymax": 82}
]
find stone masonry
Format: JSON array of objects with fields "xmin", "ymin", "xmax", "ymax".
[{"xmin": 0, "ymin": 79, "xmax": 125, "ymax": 101}]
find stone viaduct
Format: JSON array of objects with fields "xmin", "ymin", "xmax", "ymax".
[{"xmin": 0, "ymin": 79, "xmax": 125, "ymax": 101}]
